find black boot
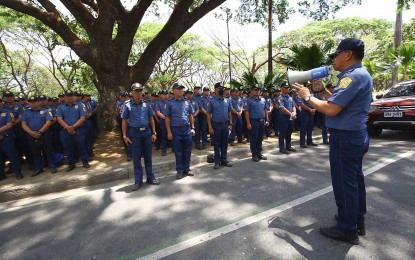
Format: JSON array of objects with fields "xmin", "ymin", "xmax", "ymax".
[
  {"xmin": 258, "ymin": 153, "xmax": 267, "ymax": 160},
  {"xmin": 252, "ymin": 154, "xmax": 259, "ymax": 162}
]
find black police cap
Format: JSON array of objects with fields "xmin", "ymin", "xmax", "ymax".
[
  {"xmin": 2, "ymin": 91, "xmax": 14, "ymax": 97},
  {"xmin": 328, "ymin": 38, "xmax": 365, "ymax": 59}
]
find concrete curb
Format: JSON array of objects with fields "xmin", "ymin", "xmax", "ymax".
[{"xmin": 0, "ymin": 131, "xmax": 324, "ymax": 203}]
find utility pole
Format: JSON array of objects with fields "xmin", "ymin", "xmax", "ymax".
[{"xmin": 221, "ymin": 6, "xmax": 233, "ymax": 82}]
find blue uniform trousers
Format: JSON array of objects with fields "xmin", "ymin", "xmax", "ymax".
[
  {"xmin": 212, "ymin": 122, "xmax": 229, "ymax": 164},
  {"xmin": 329, "ymin": 128, "xmax": 369, "ymax": 234},
  {"xmin": 193, "ymin": 117, "xmax": 200, "ymax": 147},
  {"xmin": 27, "ymin": 131, "xmax": 56, "ymax": 170},
  {"xmin": 14, "ymin": 127, "xmax": 34, "ymax": 165},
  {"xmin": 249, "ymin": 118, "xmax": 265, "ymax": 155},
  {"xmin": 0, "ymin": 135, "xmax": 22, "ymax": 176},
  {"xmin": 278, "ymin": 115, "xmax": 294, "ymax": 150},
  {"xmin": 199, "ymin": 114, "xmax": 208, "ymax": 146},
  {"xmin": 230, "ymin": 114, "xmax": 243, "ymax": 143},
  {"xmin": 60, "ymin": 127, "xmax": 88, "ymax": 165},
  {"xmin": 159, "ymin": 119, "xmax": 168, "ymax": 153},
  {"xmin": 155, "ymin": 119, "xmax": 161, "ymax": 149},
  {"xmin": 272, "ymin": 109, "xmax": 279, "ymax": 136},
  {"xmin": 171, "ymin": 126, "xmax": 192, "ymax": 173},
  {"xmin": 123, "ymin": 123, "xmax": 132, "ymax": 158},
  {"xmin": 128, "ymin": 126, "xmax": 155, "ymax": 184},
  {"xmin": 299, "ymin": 110, "xmax": 314, "ymax": 146}
]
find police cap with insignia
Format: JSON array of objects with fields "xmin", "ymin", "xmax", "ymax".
[
  {"xmin": 194, "ymin": 86, "xmax": 201, "ymax": 90},
  {"xmin": 280, "ymin": 82, "xmax": 289, "ymax": 88},
  {"xmin": 214, "ymin": 82, "xmax": 224, "ymax": 89},
  {"xmin": 172, "ymin": 83, "xmax": 185, "ymax": 90},
  {"xmin": 250, "ymin": 84, "xmax": 261, "ymax": 90},
  {"xmin": 65, "ymin": 91, "xmax": 74, "ymax": 96},
  {"xmin": 28, "ymin": 96, "xmax": 40, "ymax": 102},
  {"xmin": 38, "ymin": 95, "xmax": 47, "ymax": 101},
  {"xmin": 202, "ymin": 87, "xmax": 210, "ymax": 92},
  {"xmin": 328, "ymin": 38, "xmax": 365, "ymax": 59},
  {"xmin": 2, "ymin": 91, "xmax": 14, "ymax": 98},
  {"xmin": 131, "ymin": 83, "xmax": 144, "ymax": 91},
  {"xmin": 151, "ymin": 93, "xmax": 158, "ymax": 97}
]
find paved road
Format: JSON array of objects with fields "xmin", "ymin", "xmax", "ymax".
[{"xmin": 0, "ymin": 130, "xmax": 414, "ymax": 260}]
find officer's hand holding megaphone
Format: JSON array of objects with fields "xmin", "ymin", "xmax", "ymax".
[{"xmin": 291, "ymin": 83, "xmax": 311, "ymax": 100}]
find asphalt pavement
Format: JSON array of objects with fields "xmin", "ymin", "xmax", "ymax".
[{"xmin": 0, "ymin": 130, "xmax": 413, "ymax": 259}]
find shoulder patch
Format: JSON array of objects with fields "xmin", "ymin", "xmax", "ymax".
[
  {"xmin": 185, "ymin": 101, "xmax": 189, "ymax": 106},
  {"xmin": 1, "ymin": 113, "xmax": 5, "ymax": 117},
  {"xmin": 40, "ymin": 111, "xmax": 44, "ymax": 115},
  {"xmin": 74, "ymin": 105, "xmax": 78, "ymax": 109},
  {"xmin": 143, "ymin": 103, "xmax": 147, "ymax": 108},
  {"xmin": 339, "ymin": 77, "xmax": 353, "ymax": 89},
  {"xmin": 49, "ymin": 112, "xmax": 53, "ymax": 117}
]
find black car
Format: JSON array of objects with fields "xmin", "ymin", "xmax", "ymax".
[{"xmin": 367, "ymin": 79, "xmax": 415, "ymax": 136}]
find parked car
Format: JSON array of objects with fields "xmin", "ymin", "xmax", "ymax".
[{"xmin": 367, "ymin": 79, "xmax": 415, "ymax": 136}]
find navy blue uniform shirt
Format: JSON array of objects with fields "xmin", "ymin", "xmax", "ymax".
[
  {"xmin": 206, "ymin": 96, "xmax": 231, "ymax": 122},
  {"xmin": 121, "ymin": 99, "xmax": 153, "ymax": 128},
  {"xmin": 0, "ymin": 110, "xmax": 13, "ymax": 134},
  {"xmin": 165, "ymin": 97, "xmax": 194, "ymax": 126},
  {"xmin": 278, "ymin": 94, "xmax": 295, "ymax": 115},
  {"xmin": 244, "ymin": 96, "xmax": 268, "ymax": 119},
  {"xmin": 56, "ymin": 102, "xmax": 87, "ymax": 126},
  {"xmin": 231, "ymin": 96, "xmax": 243, "ymax": 112},
  {"xmin": 22, "ymin": 108, "xmax": 54, "ymax": 131},
  {"xmin": 326, "ymin": 62, "xmax": 372, "ymax": 130}
]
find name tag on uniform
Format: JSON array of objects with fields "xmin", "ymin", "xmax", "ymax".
[
  {"xmin": 143, "ymin": 103, "xmax": 147, "ymax": 107},
  {"xmin": 140, "ymin": 127, "xmax": 146, "ymax": 131}
]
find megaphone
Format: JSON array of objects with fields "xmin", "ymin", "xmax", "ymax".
[{"xmin": 287, "ymin": 66, "xmax": 333, "ymax": 86}]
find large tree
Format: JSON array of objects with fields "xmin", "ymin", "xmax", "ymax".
[{"xmin": 0, "ymin": 0, "xmax": 226, "ymax": 130}]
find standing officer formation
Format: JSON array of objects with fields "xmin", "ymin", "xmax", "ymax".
[
  {"xmin": 0, "ymin": 90, "xmax": 100, "ymax": 181},
  {"xmin": 165, "ymin": 83, "xmax": 195, "ymax": 180},
  {"xmin": 206, "ymin": 82, "xmax": 233, "ymax": 169},
  {"xmin": 122, "ymin": 83, "xmax": 160, "ymax": 191},
  {"xmin": 294, "ymin": 38, "xmax": 371, "ymax": 245}
]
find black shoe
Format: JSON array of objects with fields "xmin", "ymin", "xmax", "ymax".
[
  {"xmin": 146, "ymin": 178, "xmax": 160, "ymax": 185},
  {"xmin": 184, "ymin": 170, "xmax": 194, "ymax": 176},
  {"xmin": 309, "ymin": 142, "xmax": 318, "ymax": 146},
  {"xmin": 50, "ymin": 168, "xmax": 57, "ymax": 174},
  {"xmin": 0, "ymin": 174, "xmax": 6, "ymax": 181},
  {"xmin": 131, "ymin": 182, "xmax": 143, "ymax": 191},
  {"xmin": 66, "ymin": 164, "xmax": 76, "ymax": 172},
  {"xmin": 83, "ymin": 161, "xmax": 90, "ymax": 168},
  {"xmin": 196, "ymin": 146, "xmax": 203, "ymax": 150},
  {"xmin": 252, "ymin": 155, "xmax": 260, "ymax": 162},
  {"xmin": 335, "ymin": 214, "xmax": 366, "ymax": 236},
  {"xmin": 258, "ymin": 154, "xmax": 267, "ymax": 160},
  {"xmin": 286, "ymin": 147, "xmax": 296, "ymax": 152},
  {"xmin": 15, "ymin": 174, "xmax": 24, "ymax": 180},
  {"xmin": 214, "ymin": 163, "xmax": 220, "ymax": 169},
  {"xmin": 300, "ymin": 145, "xmax": 308, "ymax": 148},
  {"xmin": 162, "ymin": 151, "xmax": 167, "ymax": 156},
  {"xmin": 279, "ymin": 149, "xmax": 290, "ymax": 155},
  {"xmin": 31, "ymin": 169, "xmax": 44, "ymax": 177},
  {"xmin": 323, "ymin": 141, "xmax": 329, "ymax": 145},
  {"xmin": 176, "ymin": 172, "xmax": 183, "ymax": 179},
  {"xmin": 221, "ymin": 162, "xmax": 233, "ymax": 167},
  {"xmin": 320, "ymin": 226, "xmax": 359, "ymax": 245}
]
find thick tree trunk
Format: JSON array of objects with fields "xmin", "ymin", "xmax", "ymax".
[{"xmin": 95, "ymin": 68, "xmax": 131, "ymax": 131}]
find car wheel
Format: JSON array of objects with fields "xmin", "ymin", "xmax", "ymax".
[{"xmin": 368, "ymin": 127, "xmax": 382, "ymax": 136}]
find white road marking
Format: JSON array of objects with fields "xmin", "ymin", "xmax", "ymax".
[{"xmin": 138, "ymin": 151, "xmax": 414, "ymax": 260}]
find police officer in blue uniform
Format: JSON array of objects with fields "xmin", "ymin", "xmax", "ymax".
[
  {"xmin": 299, "ymin": 81, "xmax": 318, "ymax": 148},
  {"xmin": 272, "ymin": 89, "xmax": 281, "ymax": 137},
  {"xmin": 198, "ymin": 87, "xmax": 211, "ymax": 149},
  {"xmin": 165, "ymin": 83, "xmax": 195, "ymax": 179},
  {"xmin": 155, "ymin": 90, "xmax": 169, "ymax": 156},
  {"xmin": 2, "ymin": 91, "xmax": 34, "ymax": 169},
  {"xmin": 206, "ymin": 82, "xmax": 233, "ymax": 169},
  {"xmin": 56, "ymin": 91, "xmax": 90, "ymax": 171},
  {"xmin": 262, "ymin": 89, "xmax": 273, "ymax": 137},
  {"xmin": 21, "ymin": 96, "xmax": 57, "ymax": 176},
  {"xmin": 122, "ymin": 83, "xmax": 160, "ymax": 191},
  {"xmin": 229, "ymin": 88, "xmax": 245, "ymax": 146},
  {"xmin": 186, "ymin": 90, "xmax": 200, "ymax": 150},
  {"xmin": 294, "ymin": 38, "xmax": 371, "ymax": 245},
  {"xmin": 0, "ymin": 99, "xmax": 23, "ymax": 181},
  {"xmin": 244, "ymin": 84, "xmax": 269, "ymax": 162},
  {"xmin": 192, "ymin": 86, "xmax": 203, "ymax": 150},
  {"xmin": 278, "ymin": 82, "xmax": 297, "ymax": 155}
]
